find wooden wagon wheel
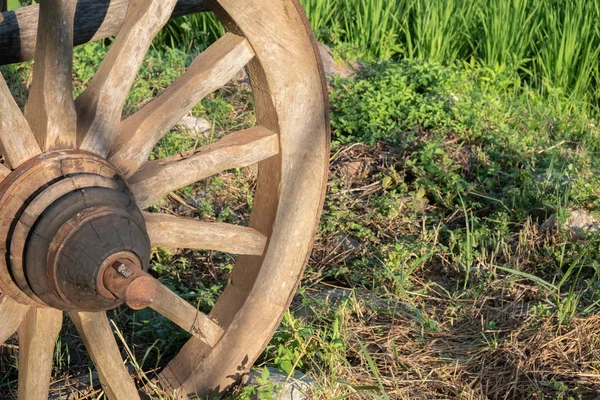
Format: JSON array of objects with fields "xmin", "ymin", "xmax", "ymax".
[{"xmin": 0, "ymin": 0, "xmax": 329, "ymax": 398}]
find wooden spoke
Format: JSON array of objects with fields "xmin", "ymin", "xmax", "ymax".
[
  {"xmin": 130, "ymin": 126, "xmax": 279, "ymax": 208},
  {"xmin": 103, "ymin": 265, "xmax": 224, "ymax": 347},
  {"xmin": 76, "ymin": 0, "xmax": 179, "ymax": 157},
  {"xmin": 25, "ymin": 0, "xmax": 77, "ymax": 151},
  {"xmin": 70, "ymin": 312, "xmax": 140, "ymax": 400},
  {"xmin": 109, "ymin": 33, "xmax": 255, "ymax": 177},
  {"xmin": 0, "ymin": 73, "xmax": 41, "ymax": 168},
  {"xmin": 0, "ymin": 0, "xmax": 329, "ymax": 397},
  {"xmin": 0, "ymin": 164, "xmax": 11, "ymax": 180},
  {"xmin": 0, "ymin": 295, "xmax": 29, "ymax": 344},
  {"xmin": 144, "ymin": 212, "xmax": 267, "ymax": 256},
  {"xmin": 18, "ymin": 308, "xmax": 62, "ymax": 400},
  {"xmin": 151, "ymin": 282, "xmax": 224, "ymax": 347}
]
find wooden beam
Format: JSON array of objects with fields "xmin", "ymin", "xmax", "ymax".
[
  {"xmin": 144, "ymin": 212, "xmax": 267, "ymax": 256},
  {"xmin": 25, "ymin": 0, "xmax": 78, "ymax": 151},
  {"xmin": 18, "ymin": 308, "xmax": 63, "ymax": 400},
  {"xmin": 109, "ymin": 33, "xmax": 254, "ymax": 177},
  {"xmin": 0, "ymin": 72, "xmax": 42, "ymax": 168},
  {"xmin": 0, "ymin": 0, "xmax": 208, "ymax": 66},
  {"xmin": 70, "ymin": 312, "xmax": 141, "ymax": 400},
  {"xmin": 130, "ymin": 127, "xmax": 279, "ymax": 209}
]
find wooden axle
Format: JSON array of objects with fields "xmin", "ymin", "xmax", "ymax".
[
  {"xmin": 102, "ymin": 260, "xmax": 225, "ymax": 347},
  {"xmin": 0, "ymin": 0, "xmax": 207, "ymax": 66}
]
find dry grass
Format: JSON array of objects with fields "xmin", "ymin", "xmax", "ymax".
[{"xmin": 302, "ymin": 280, "xmax": 600, "ymax": 399}]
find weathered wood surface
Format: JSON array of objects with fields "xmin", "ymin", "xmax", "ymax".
[
  {"xmin": 130, "ymin": 126, "xmax": 279, "ymax": 208},
  {"xmin": 0, "ymin": 164, "xmax": 10, "ymax": 180},
  {"xmin": 144, "ymin": 212, "xmax": 267, "ymax": 256},
  {"xmin": 25, "ymin": 0, "xmax": 77, "ymax": 151},
  {"xmin": 0, "ymin": 0, "xmax": 208, "ymax": 66},
  {"xmin": 157, "ymin": 0, "xmax": 330, "ymax": 396},
  {"xmin": 9, "ymin": 175, "xmax": 122, "ymax": 305},
  {"xmin": 0, "ymin": 0, "xmax": 329, "ymax": 397},
  {"xmin": 103, "ymin": 264, "xmax": 224, "ymax": 347},
  {"xmin": 151, "ymin": 281, "xmax": 224, "ymax": 347},
  {"xmin": 18, "ymin": 308, "xmax": 63, "ymax": 400},
  {"xmin": 70, "ymin": 312, "xmax": 141, "ymax": 400},
  {"xmin": 0, "ymin": 294, "xmax": 29, "ymax": 344},
  {"xmin": 109, "ymin": 33, "xmax": 254, "ymax": 177},
  {"xmin": 0, "ymin": 72, "xmax": 42, "ymax": 168},
  {"xmin": 0, "ymin": 151, "xmax": 123, "ymax": 306},
  {"xmin": 76, "ymin": 0, "xmax": 180, "ymax": 157}
]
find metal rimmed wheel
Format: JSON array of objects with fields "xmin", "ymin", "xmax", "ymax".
[{"xmin": 0, "ymin": 0, "xmax": 329, "ymax": 398}]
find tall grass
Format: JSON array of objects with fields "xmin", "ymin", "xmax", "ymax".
[
  {"xmin": 475, "ymin": 0, "xmax": 541, "ymax": 72},
  {"xmin": 154, "ymin": 12, "xmax": 225, "ymax": 51},
  {"xmin": 300, "ymin": 0, "xmax": 336, "ymax": 39},
  {"xmin": 402, "ymin": 0, "xmax": 477, "ymax": 63},
  {"xmin": 534, "ymin": 0, "xmax": 600, "ymax": 103},
  {"xmin": 152, "ymin": 0, "xmax": 600, "ymax": 108},
  {"xmin": 7, "ymin": 0, "xmax": 600, "ymax": 105},
  {"xmin": 341, "ymin": 0, "xmax": 402, "ymax": 61}
]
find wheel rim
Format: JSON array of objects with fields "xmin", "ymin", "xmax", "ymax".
[{"xmin": 0, "ymin": 0, "xmax": 329, "ymax": 398}]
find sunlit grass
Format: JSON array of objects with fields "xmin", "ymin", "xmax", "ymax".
[
  {"xmin": 7, "ymin": 0, "xmax": 599, "ymax": 108},
  {"xmin": 296, "ymin": 0, "xmax": 600, "ymax": 108}
]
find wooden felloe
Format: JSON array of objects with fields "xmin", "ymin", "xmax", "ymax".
[{"xmin": 0, "ymin": 0, "xmax": 329, "ymax": 398}]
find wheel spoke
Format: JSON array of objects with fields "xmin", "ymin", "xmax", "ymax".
[
  {"xmin": 103, "ymin": 265, "xmax": 224, "ymax": 347},
  {"xmin": 0, "ymin": 73, "xmax": 42, "ymax": 168},
  {"xmin": 17, "ymin": 307, "xmax": 62, "ymax": 400},
  {"xmin": 144, "ymin": 212, "xmax": 267, "ymax": 256},
  {"xmin": 130, "ymin": 126, "xmax": 279, "ymax": 208},
  {"xmin": 109, "ymin": 33, "xmax": 254, "ymax": 178},
  {"xmin": 0, "ymin": 295, "xmax": 29, "ymax": 344},
  {"xmin": 151, "ymin": 282, "xmax": 224, "ymax": 347},
  {"xmin": 25, "ymin": 0, "xmax": 77, "ymax": 151},
  {"xmin": 70, "ymin": 312, "xmax": 140, "ymax": 400},
  {"xmin": 76, "ymin": 0, "xmax": 179, "ymax": 157},
  {"xmin": 0, "ymin": 164, "xmax": 11, "ymax": 180}
]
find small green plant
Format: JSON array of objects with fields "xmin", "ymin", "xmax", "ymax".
[
  {"xmin": 239, "ymin": 368, "xmax": 280, "ymax": 400},
  {"xmin": 531, "ymin": 301, "xmax": 553, "ymax": 319}
]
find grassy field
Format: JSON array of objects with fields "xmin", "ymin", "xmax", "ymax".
[
  {"xmin": 6, "ymin": 0, "xmax": 20, "ymax": 10},
  {"xmin": 302, "ymin": 0, "xmax": 600, "ymax": 108},
  {"xmin": 1, "ymin": 1, "xmax": 600, "ymax": 399},
  {"xmin": 158, "ymin": 0, "xmax": 600, "ymax": 111}
]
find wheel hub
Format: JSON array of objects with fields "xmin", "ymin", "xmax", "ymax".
[{"xmin": 0, "ymin": 150, "xmax": 150, "ymax": 311}]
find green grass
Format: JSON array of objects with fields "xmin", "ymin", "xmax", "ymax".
[
  {"xmin": 316, "ymin": 0, "xmax": 600, "ymax": 110},
  {"xmin": 294, "ymin": 58, "xmax": 600, "ymax": 399},
  {"xmin": 149, "ymin": 0, "xmax": 600, "ymax": 111},
  {"xmin": 8, "ymin": 0, "xmax": 600, "ymax": 108},
  {"xmin": 6, "ymin": 0, "xmax": 20, "ymax": 10}
]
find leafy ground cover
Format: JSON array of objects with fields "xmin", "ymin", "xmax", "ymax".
[{"xmin": 1, "ymin": 3, "xmax": 600, "ymax": 400}]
